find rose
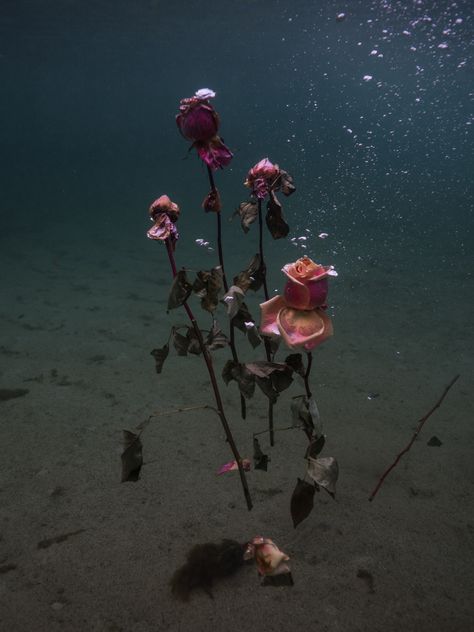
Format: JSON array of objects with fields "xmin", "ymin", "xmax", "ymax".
[
  {"xmin": 244, "ymin": 157, "xmax": 280, "ymax": 199},
  {"xmin": 244, "ymin": 536, "xmax": 290, "ymax": 576},
  {"xmin": 282, "ymin": 255, "xmax": 334, "ymax": 310},
  {"xmin": 146, "ymin": 194, "xmax": 180, "ymax": 245},
  {"xmin": 176, "ymin": 89, "xmax": 233, "ymax": 170},
  {"xmin": 259, "ymin": 256, "xmax": 336, "ymax": 351}
]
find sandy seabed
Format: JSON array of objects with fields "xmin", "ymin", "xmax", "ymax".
[{"xmin": 0, "ymin": 227, "xmax": 472, "ymax": 632}]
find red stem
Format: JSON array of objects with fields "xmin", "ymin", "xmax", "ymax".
[
  {"xmin": 368, "ymin": 374, "xmax": 460, "ymax": 502},
  {"xmin": 164, "ymin": 239, "xmax": 253, "ymax": 510}
]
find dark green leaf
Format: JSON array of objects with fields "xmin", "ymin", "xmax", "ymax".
[
  {"xmin": 266, "ymin": 191, "xmax": 289, "ymax": 239},
  {"xmin": 253, "ymin": 437, "xmax": 269, "ymax": 471},
  {"xmin": 121, "ymin": 430, "xmax": 143, "ymax": 482},
  {"xmin": 150, "ymin": 344, "xmax": 169, "ymax": 374},
  {"xmin": 233, "ymin": 200, "xmax": 258, "ymax": 233},
  {"xmin": 168, "ymin": 270, "xmax": 193, "ymax": 310}
]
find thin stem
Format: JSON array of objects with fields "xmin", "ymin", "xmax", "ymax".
[
  {"xmin": 257, "ymin": 198, "xmax": 275, "ymax": 446},
  {"xmin": 368, "ymin": 374, "xmax": 460, "ymax": 502},
  {"xmin": 304, "ymin": 352, "xmax": 313, "ymax": 399},
  {"xmin": 207, "ymin": 165, "xmax": 247, "ymax": 420},
  {"xmin": 164, "ymin": 239, "xmax": 252, "ymax": 510}
]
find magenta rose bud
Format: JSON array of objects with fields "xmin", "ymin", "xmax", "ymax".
[
  {"xmin": 177, "ymin": 101, "xmax": 219, "ymax": 142},
  {"xmin": 284, "ymin": 277, "xmax": 328, "ymax": 309}
]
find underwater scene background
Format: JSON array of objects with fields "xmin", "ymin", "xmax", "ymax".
[{"xmin": 0, "ymin": 1, "xmax": 473, "ymax": 631}]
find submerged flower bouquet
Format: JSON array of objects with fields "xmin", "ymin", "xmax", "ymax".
[{"xmin": 121, "ymin": 88, "xmax": 340, "ymax": 531}]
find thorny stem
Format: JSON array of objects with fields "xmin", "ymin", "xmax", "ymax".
[
  {"xmin": 165, "ymin": 238, "xmax": 253, "ymax": 511},
  {"xmin": 368, "ymin": 374, "xmax": 460, "ymax": 502},
  {"xmin": 258, "ymin": 198, "xmax": 275, "ymax": 446},
  {"xmin": 207, "ymin": 166, "xmax": 247, "ymax": 420}
]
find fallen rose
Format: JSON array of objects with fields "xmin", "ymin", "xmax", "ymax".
[{"xmin": 244, "ymin": 536, "xmax": 291, "ymax": 576}]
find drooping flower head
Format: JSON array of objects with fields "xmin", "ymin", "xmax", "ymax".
[
  {"xmin": 147, "ymin": 194, "xmax": 180, "ymax": 248},
  {"xmin": 176, "ymin": 89, "xmax": 233, "ymax": 170},
  {"xmin": 244, "ymin": 158, "xmax": 281, "ymax": 199},
  {"xmin": 260, "ymin": 256, "xmax": 337, "ymax": 350}
]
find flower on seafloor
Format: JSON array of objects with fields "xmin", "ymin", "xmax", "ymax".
[
  {"xmin": 176, "ymin": 89, "xmax": 233, "ymax": 170},
  {"xmin": 259, "ymin": 256, "xmax": 336, "ymax": 351},
  {"xmin": 244, "ymin": 537, "xmax": 290, "ymax": 576},
  {"xmin": 217, "ymin": 459, "xmax": 251, "ymax": 475},
  {"xmin": 147, "ymin": 195, "xmax": 180, "ymax": 246},
  {"xmin": 244, "ymin": 157, "xmax": 280, "ymax": 199}
]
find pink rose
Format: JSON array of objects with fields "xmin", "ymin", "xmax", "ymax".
[
  {"xmin": 259, "ymin": 256, "xmax": 336, "ymax": 351},
  {"xmin": 244, "ymin": 157, "xmax": 280, "ymax": 199},
  {"xmin": 176, "ymin": 89, "xmax": 233, "ymax": 170}
]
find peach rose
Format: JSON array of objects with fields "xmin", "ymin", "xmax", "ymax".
[
  {"xmin": 147, "ymin": 195, "xmax": 180, "ymax": 245},
  {"xmin": 244, "ymin": 536, "xmax": 290, "ymax": 576},
  {"xmin": 259, "ymin": 256, "xmax": 336, "ymax": 351}
]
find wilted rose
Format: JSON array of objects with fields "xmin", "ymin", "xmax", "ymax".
[
  {"xmin": 176, "ymin": 89, "xmax": 233, "ymax": 170},
  {"xmin": 147, "ymin": 195, "xmax": 180, "ymax": 246},
  {"xmin": 244, "ymin": 536, "xmax": 291, "ymax": 576},
  {"xmin": 244, "ymin": 158, "xmax": 280, "ymax": 199}
]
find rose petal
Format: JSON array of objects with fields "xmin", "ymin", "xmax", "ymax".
[
  {"xmin": 217, "ymin": 459, "xmax": 251, "ymax": 475},
  {"xmin": 277, "ymin": 307, "xmax": 333, "ymax": 350},
  {"xmin": 259, "ymin": 296, "xmax": 287, "ymax": 337}
]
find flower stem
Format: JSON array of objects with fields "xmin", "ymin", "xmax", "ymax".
[
  {"xmin": 258, "ymin": 199, "xmax": 275, "ymax": 446},
  {"xmin": 304, "ymin": 352, "xmax": 313, "ymax": 399},
  {"xmin": 206, "ymin": 165, "xmax": 247, "ymax": 420},
  {"xmin": 164, "ymin": 238, "xmax": 253, "ymax": 511}
]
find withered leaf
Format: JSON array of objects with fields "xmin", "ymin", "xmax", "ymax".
[
  {"xmin": 186, "ymin": 328, "xmax": 202, "ymax": 355},
  {"xmin": 305, "ymin": 435, "xmax": 326, "ymax": 459},
  {"xmin": 270, "ymin": 367, "xmax": 293, "ymax": 393},
  {"xmin": 279, "ymin": 169, "xmax": 296, "ymax": 196},
  {"xmin": 222, "ymin": 360, "xmax": 256, "ymax": 399},
  {"xmin": 290, "ymin": 478, "xmax": 316, "ymax": 528},
  {"xmin": 222, "ymin": 285, "xmax": 245, "ymax": 319},
  {"xmin": 205, "ymin": 321, "xmax": 228, "ymax": 351},
  {"xmin": 255, "ymin": 376, "xmax": 279, "ymax": 404},
  {"xmin": 121, "ymin": 430, "xmax": 143, "ymax": 482},
  {"xmin": 285, "ymin": 353, "xmax": 305, "ymax": 377},
  {"xmin": 193, "ymin": 267, "xmax": 223, "ymax": 313},
  {"xmin": 266, "ymin": 191, "xmax": 289, "ymax": 239},
  {"xmin": 307, "ymin": 456, "xmax": 338, "ymax": 496},
  {"xmin": 233, "ymin": 200, "xmax": 258, "ymax": 233},
  {"xmin": 253, "ymin": 437, "xmax": 269, "ymax": 471},
  {"xmin": 168, "ymin": 270, "xmax": 192, "ymax": 310},
  {"xmin": 245, "ymin": 361, "xmax": 287, "ymax": 378},
  {"xmin": 246, "ymin": 322, "xmax": 262, "ymax": 348},
  {"xmin": 202, "ymin": 188, "xmax": 221, "ymax": 213},
  {"xmin": 233, "ymin": 254, "xmax": 265, "ymax": 293},
  {"xmin": 150, "ymin": 344, "xmax": 169, "ymax": 374},
  {"xmin": 231, "ymin": 302, "xmax": 254, "ymax": 333},
  {"xmin": 172, "ymin": 327, "xmax": 190, "ymax": 356},
  {"xmin": 290, "ymin": 395, "xmax": 322, "ymax": 437}
]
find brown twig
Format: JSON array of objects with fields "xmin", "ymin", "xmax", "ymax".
[
  {"xmin": 368, "ymin": 374, "xmax": 460, "ymax": 502},
  {"xmin": 165, "ymin": 238, "xmax": 253, "ymax": 510}
]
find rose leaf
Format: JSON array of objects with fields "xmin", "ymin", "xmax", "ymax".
[
  {"xmin": 284, "ymin": 353, "xmax": 305, "ymax": 377},
  {"xmin": 205, "ymin": 322, "xmax": 228, "ymax": 352},
  {"xmin": 168, "ymin": 270, "xmax": 193, "ymax": 310},
  {"xmin": 307, "ymin": 456, "xmax": 339, "ymax": 497},
  {"xmin": 305, "ymin": 435, "xmax": 326, "ymax": 459},
  {"xmin": 222, "ymin": 285, "xmax": 245, "ymax": 320},
  {"xmin": 172, "ymin": 327, "xmax": 190, "ymax": 356},
  {"xmin": 266, "ymin": 191, "xmax": 289, "ymax": 239},
  {"xmin": 150, "ymin": 344, "xmax": 169, "ymax": 374},
  {"xmin": 233, "ymin": 200, "xmax": 258, "ymax": 233},
  {"xmin": 290, "ymin": 478, "xmax": 316, "ymax": 528}
]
